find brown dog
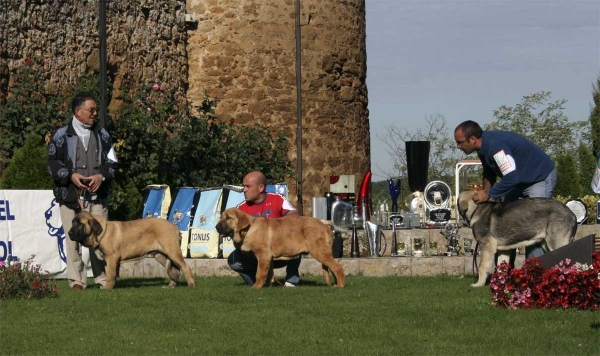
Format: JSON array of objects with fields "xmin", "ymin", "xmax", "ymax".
[
  {"xmin": 69, "ymin": 212, "xmax": 196, "ymax": 289},
  {"xmin": 215, "ymin": 207, "xmax": 345, "ymax": 288}
]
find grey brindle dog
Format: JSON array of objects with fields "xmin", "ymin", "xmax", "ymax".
[{"xmin": 457, "ymin": 190, "xmax": 577, "ymax": 287}]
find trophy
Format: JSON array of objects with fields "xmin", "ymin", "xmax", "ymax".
[
  {"xmin": 463, "ymin": 237, "xmax": 473, "ymax": 255},
  {"xmin": 387, "ymin": 178, "xmax": 401, "ymax": 213},
  {"xmin": 412, "ymin": 237, "xmax": 425, "ymax": 257},
  {"xmin": 396, "ymin": 241, "xmax": 407, "ymax": 255},
  {"xmin": 429, "ymin": 240, "xmax": 439, "ymax": 256},
  {"xmin": 424, "ymin": 181, "xmax": 452, "ymax": 227},
  {"xmin": 390, "ymin": 221, "xmax": 410, "ymax": 256},
  {"xmin": 351, "ymin": 205, "xmax": 362, "ymax": 257},
  {"xmin": 440, "ymin": 223, "xmax": 461, "ymax": 256}
]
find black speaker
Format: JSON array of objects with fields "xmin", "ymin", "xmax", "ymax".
[
  {"xmin": 405, "ymin": 141, "xmax": 430, "ymax": 192},
  {"xmin": 538, "ymin": 235, "xmax": 595, "ymax": 269}
]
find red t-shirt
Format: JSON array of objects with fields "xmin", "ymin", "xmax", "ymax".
[{"xmin": 237, "ymin": 193, "xmax": 295, "ymax": 219}]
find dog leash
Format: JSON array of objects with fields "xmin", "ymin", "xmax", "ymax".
[
  {"xmin": 77, "ymin": 187, "xmax": 86, "ymax": 211},
  {"xmin": 472, "ymin": 242, "xmax": 480, "ymax": 275}
]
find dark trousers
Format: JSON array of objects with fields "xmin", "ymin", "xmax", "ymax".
[{"xmin": 227, "ymin": 249, "xmax": 301, "ymax": 286}]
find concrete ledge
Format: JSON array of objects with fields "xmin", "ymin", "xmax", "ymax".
[{"xmin": 119, "ymin": 255, "xmax": 527, "ymax": 279}]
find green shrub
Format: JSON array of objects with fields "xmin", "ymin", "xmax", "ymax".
[
  {"xmin": 108, "ymin": 176, "xmax": 144, "ymax": 221},
  {"xmin": 0, "ymin": 133, "xmax": 53, "ymax": 189},
  {"xmin": 110, "ymin": 85, "xmax": 292, "ymax": 195}
]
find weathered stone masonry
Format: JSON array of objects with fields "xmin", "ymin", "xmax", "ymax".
[{"xmin": 1, "ymin": 0, "xmax": 369, "ymax": 215}]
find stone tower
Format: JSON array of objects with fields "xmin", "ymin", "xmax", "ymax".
[{"xmin": 185, "ymin": 0, "xmax": 370, "ymax": 214}]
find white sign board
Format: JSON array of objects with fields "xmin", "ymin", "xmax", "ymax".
[{"xmin": 0, "ymin": 190, "xmax": 73, "ymax": 278}]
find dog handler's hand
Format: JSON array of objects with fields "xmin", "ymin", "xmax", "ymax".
[
  {"xmin": 86, "ymin": 174, "xmax": 104, "ymax": 193},
  {"xmin": 472, "ymin": 190, "xmax": 490, "ymax": 204},
  {"xmin": 71, "ymin": 173, "xmax": 90, "ymax": 190}
]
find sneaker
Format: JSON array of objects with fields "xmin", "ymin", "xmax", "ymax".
[{"xmin": 284, "ymin": 282, "xmax": 296, "ymax": 288}]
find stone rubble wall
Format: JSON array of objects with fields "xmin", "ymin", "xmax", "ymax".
[
  {"xmin": 1, "ymin": 0, "xmax": 369, "ymax": 216},
  {"xmin": 0, "ymin": 1, "xmax": 189, "ymax": 109}
]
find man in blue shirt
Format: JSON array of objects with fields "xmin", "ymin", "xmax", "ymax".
[{"xmin": 454, "ymin": 120, "xmax": 557, "ymax": 259}]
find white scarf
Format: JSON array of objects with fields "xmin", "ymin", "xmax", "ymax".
[{"xmin": 72, "ymin": 116, "xmax": 93, "ymax": 151}]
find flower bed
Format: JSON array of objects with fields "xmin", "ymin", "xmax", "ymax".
[
  {"xmin": 490, "ymin": 252, "xmax": 600, "ymax": 310},
  {"xmin": 0, "ymin": 255, "xmax": 58, "ymax": 300}
]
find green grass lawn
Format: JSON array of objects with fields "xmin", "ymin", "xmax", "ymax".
[{"xmin": 1, "ymin": 275, "xmax": 599, "ymax": 355}]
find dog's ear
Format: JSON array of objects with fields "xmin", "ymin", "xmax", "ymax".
[
  {"xmin": 91, "ymin": 217, "xmax": 103, "ymax": 237},
  {"xmin": 236, "ymin": 209, "xmax": 251, "ymax": 231},
  {"xmin": 457, "ymin": 191, "xmax": 474, "ymax": 223}
]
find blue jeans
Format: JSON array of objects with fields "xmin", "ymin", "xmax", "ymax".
[
  {"xmin": 227, "ymin": 249, "xmax": 301, "ymax": 286},
  {"xmin": 504, "ymin": 168, "xmax": 557, "ymax": 259}
]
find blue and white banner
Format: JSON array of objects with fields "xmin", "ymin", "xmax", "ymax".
[
  {"xmin": 168, "ymin": 187, "xmax": 198, "ymax": 231},
  {"xmin": 168, "ymin": 187, "xmax": 199, "ymax": 256},
  {"xmin": 221, "ymin": 185, "xmax": 245, "ymax": 258},
  {"xmin": 142, "ymin": 185, "xmax": 171, "ymax": 219},
  {"xmin": 0, "ymin": 190, "xmax": 67, "ymax": 278},
  {"xmin": 189, "ymin": 188, "xmax": 223, "ymax": 258}
]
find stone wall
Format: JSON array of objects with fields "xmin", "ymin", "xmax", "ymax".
[
  {"xmin": 1, "ymin": 1, "xmax": 189, "ymax": 110},
  {"xmin": 1, "ymin": 0, "xmax": 370, "ymax": 216}
]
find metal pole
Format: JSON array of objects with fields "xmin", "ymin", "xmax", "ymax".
[
  {"xmin": 294, "ymin": 0, "xmax": 303, "ymax": 215},
  {"xmin": 98, "ymin": 0, "xmax": 108, "ymax": 128}
]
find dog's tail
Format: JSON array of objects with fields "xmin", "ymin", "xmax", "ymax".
[{"xmin": 569, "ymin": 221, "xmax": 577, "ymax": 242}]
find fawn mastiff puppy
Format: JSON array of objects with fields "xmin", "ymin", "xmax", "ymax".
[
  {"xmin": 216, "ymin": 207, "xmax": 345, "ymax": 288},
  {"xmin": 457, "ymin": 190, "xmax": 576, "ymax": 287},
  {"xmin": 69, "ymin": 212, "xmax": 196, "ymax": 289}
]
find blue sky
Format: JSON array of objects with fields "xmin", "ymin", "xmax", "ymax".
[{"xmin": 366, "ymin": 0, "xmax": 600, "ymax": 181}]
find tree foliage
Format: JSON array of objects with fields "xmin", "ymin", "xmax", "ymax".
[
  {"xmin": 0, "ymin": 60, "xmax": 66, "ymax": 173},
  {"xmin": 554, "ymin": 152, "xmax": 582, "ymax": 198},
  {"xmin": 590, "ymin": 77, "xmax": 600, "ymax": 157},
  {"xmin": 110, "ymin": 85, "xmax": 292, "ymax": 189},
  {"xmin": 486, "ymin": 91, "xmax": 587, "ymax": 159},
  {"xmin": 577, "ymin": 143, "xmax": 595, "ymax": 196}
]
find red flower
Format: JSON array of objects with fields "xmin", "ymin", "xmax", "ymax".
[
  {"xmin": 490, "ymin": 253, "xmax": 600, "ymax": 310},
  {"xmin": 25, "ymin": 58, "xmax": 33, "ymax": 65}
]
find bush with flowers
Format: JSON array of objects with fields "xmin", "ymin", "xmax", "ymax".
[
  {"xmin": 109, "ymin": 83, "xmax": 292, "ymax": 220},
  {"xmin": 0, "ymin": 67, "xmax": 292, "ymax": 221},
  {"xmin": 0, "ymin": 255, "xmax": 59, "ymax": 300},
  {"xmin": 490, "ymin": 252, "xmax": 600, "ymax": 310}
]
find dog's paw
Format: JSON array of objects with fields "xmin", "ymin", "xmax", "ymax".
[{"xmin": 470, "ymin": 282, "xmax": 485, "ymax": 287}]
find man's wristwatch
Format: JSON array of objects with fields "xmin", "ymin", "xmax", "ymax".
[{"xmin": 101, "ymin": 175, "xmax": 105, "ymax": 182}]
